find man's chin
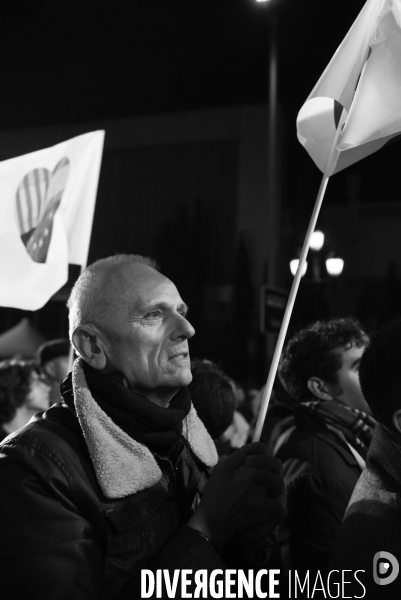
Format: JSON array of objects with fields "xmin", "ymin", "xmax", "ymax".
[
  {"xmin": 167, "ymin": 371, "xmax": 192, "ymax": 390},
  {"xmin": 164, "ymin": 361, "xmax": 192, "ymax": 384},
  {"xmin": 181, "ymin": 369, "xmax": 192, "ymax": 386}
]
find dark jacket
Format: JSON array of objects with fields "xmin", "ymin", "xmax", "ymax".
[
  {"xmin": 330, "ymin": 424, "xmax": 401, "ymax": 598},
  {"xmin": 0, "ymin": 360, "xmax": 222, "ymax": 599},
  {"xmin": 276, "ymin": 408, "xmax": 363, "ymax": 576}
]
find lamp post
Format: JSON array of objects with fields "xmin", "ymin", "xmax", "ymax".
[
  {"xmin": 255, "ymin": 0, "xmax": 279, "ymax": 359},
  {"xmin": 289, "ymin": 230, "xmax": 344, "ymax": 318},
  {"xmin": 256, "ymin": 0, "xmax": 278, "ymax": 286},
  {"xmin": 290, "ymin": 231, "xmax": 344, "ymax": 279}
]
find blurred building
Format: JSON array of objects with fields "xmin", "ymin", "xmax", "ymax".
[
  {"xmin": 1, "ymin": 106, "xmax": 401, "ymax": 380},
  {"xmin": 283, "ymin": 161, "xmax": 401, "ymax": 335},
  {"xmin": 0, "ymin": 104, "xmax": 285, "ymax": 381}
]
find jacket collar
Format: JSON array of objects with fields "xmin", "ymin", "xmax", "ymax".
[
  {"xmin": 293, "ymin": 407, "xmax": 361, "ymax": 468},
  {"xmin": 71, "ymin": 358, "xmax": 218, "ymax": 499},
  {"xmin": 366, "ymin": 423, "xmax": 401, "ymax": 491}
]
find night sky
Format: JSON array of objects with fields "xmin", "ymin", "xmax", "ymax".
[
  {"xmin": 1, "ymin": 1, "xmax": 362, "ymax": 126},
  {"xmin": 2, "ymin": 0, "xmax": 400, "ymax": 210}
]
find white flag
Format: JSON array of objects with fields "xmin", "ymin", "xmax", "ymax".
[
  {"xmin": 0, "ymin": 130, "xmax": 104, "ymax": 310},
  {"xmin": 338, "ymin": 0, "xmax": 401, "ymax": 151},
  {"xmin": 297, "ymin": 0, "xmax": 401, "ymax": 175}
]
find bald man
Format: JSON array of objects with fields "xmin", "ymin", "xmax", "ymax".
[{"xmin": 0, "ymin": 254, "xmax": 286, "ymax": 599}]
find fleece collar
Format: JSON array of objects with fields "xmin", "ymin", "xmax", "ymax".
[{"xmin": 71, "ymin": 359, "xmax": 218, "ymax": 499}]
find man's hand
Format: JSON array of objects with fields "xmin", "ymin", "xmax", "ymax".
[{"xmin": 188, "ymin": 442, "xmax": 287, "ymax": 549}]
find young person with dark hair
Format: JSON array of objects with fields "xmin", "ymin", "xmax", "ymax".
[
  {"xmin": 275, "ymin": 317, "xmax": 374, "ymax": 577},
  {"xmin": 330, "ymin": 318, "xmax": 401, "ymax": 598}
]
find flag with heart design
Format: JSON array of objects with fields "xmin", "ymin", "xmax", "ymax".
[{"xmin": 0, "ymin": 130, "xmax": 104, "ymax": 310}]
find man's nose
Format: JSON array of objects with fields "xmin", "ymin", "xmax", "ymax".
[{"xmin": 175, "ymin": 314, "xmax": 195, "ymax": 339}]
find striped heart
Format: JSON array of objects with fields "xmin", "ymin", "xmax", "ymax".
[{"xmin": 16, "ymin": 157, "xmax": 70, "ymax": 263}]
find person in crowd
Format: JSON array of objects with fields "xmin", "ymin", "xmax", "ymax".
[
  {"xmin": 233, "ymin": 382, "xmax": 253, "ymax": 422},
  {"xmin": 188, "ymin": 359, "xmax": 237, "ymax": 457},
  {"xmin": 36, "ymin": 338, "xmax": 71, "ymax": 403},
  {"xmin": 275, "ymin": 317, "xmax": 375, "ymax": 576},
  {"xmin": 0, "ymin": 254, "xmax": 286, "ymax": 599},
  {"xmin": 223, "ymin": 380, "xmax": 251, "ymax": 448},
  {"xmin": 0, "ymin": 359, "xmax": 51, "ymax": 441},
  {"xmin": 330, "ymin": 319, "xmax": 401, "ymax": 597},
  {"xmin": 260, "ymin": 386, "xmax": 296, "ymax": 450}
]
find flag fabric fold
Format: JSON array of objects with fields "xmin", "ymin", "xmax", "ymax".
[
  {"xmin": 297, "ymin": 0, "xmax": 401, "ymax": 175},
  {"xmin": 338, "ymin": 0, "xmax": 401, "ymax": 150},
  {"xmin": 0, "ymin": 130, "xmax": 104, "ymax": 310}
]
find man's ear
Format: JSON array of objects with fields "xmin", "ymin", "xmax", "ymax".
[
  {"xmin": 72, "ymin": 325, "xmax": 108, "ymax": 371},
  {"xmin": 392, "ymin": 409, "xmax": 401, "ymax": 435},
  {"xmin": 307, "ymin": 377, "xmax": 333, "ymax": 401}
]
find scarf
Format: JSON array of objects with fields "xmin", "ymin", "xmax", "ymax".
[
  {"xmin": 63, "ymin": 362, "xmax": 192, "ymax": 457},
  {"xmin": 296, "ymin": 399, "xmax": 376, "ymax": 460}
]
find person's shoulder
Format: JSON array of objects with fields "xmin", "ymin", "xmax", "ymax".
[
  {"xmin": 331, "ymin": 467, "xmax": 401, "ymax": 557},
  {"xmin": 277, "ymin": 425, "xmax": 361, "ymax": 502},
  {"xmin": 346, "ymin": 464, "xmax": 400, "ymax": 521},
  {"xmin": 330, "ymin": 475, "xmax": 401, "ymax": 597},
  {"xmin": 278, "ymin": 422, "xmax": 355, "ymax": 469},
  {"xmin": 0, "ymin": 403, "xmax": 86, "ymax": 469}
]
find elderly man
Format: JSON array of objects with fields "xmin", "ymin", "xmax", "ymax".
[{"xmin": 0, "ymin": 254, "xmax": 286, "ymax": 599}]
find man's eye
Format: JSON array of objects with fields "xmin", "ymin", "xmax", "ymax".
[{"xmin": 147, "ymin": 310, "xmax": 160, "ymax": 318}]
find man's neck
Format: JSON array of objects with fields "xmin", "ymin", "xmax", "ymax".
[
  {"xmin": 134, "ymin": 387, "xmax": 179, "ymax": 408},
  {"xmin": 98, "ymin": 365, "xmax": 180, "ymax": 408}
]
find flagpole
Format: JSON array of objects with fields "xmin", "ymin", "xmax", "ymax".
[{"xmin": 253, "ymin": 108, "xmax": 347, "ymax": 443}]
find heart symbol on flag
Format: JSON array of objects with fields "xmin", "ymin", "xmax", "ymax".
[{"xmin": 15, "ymin": 157, "xmax": 70, "ymax": 263}]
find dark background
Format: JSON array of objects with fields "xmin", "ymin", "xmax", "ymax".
[{"xmin": 1, "ymin": 0, "xmax": 400, "ymax": 383}]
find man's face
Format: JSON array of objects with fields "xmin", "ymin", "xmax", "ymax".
[
  {"xmin": 326, "ymin": 343, "xmax": 371, "ymax": 414},
  {"xmin": 99, "ymin": 264, "xmax": 195, "ymax": 405},
  {"xmin": 44, "ymin": 356, "xmax": 69, "ymax": 383},
  {"xmin": 27, "ymin": 371, "xmax": 51, "ymax": 411}
]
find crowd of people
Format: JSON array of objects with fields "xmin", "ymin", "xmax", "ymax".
[
  {"xmin": 0, "ymin": 253, "xmax": 399, "ymax": 598},
  {"xmin": 0, "ymin": 338, "xmax": 70, "ymax": 440}
]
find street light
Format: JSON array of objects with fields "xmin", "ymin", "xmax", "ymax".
[
  {"xmin": 290, "ymin": 259, "xmax": 307, "ymax": 277},
  {"xmin": 326, "ymin": 253, "xmax": 344, "ymax": 276},
  {"xmin": 310, "ymin": 230, "xmax": 324, "ymax": 251},
  {"xmin": 289, "ymin": 233, "xmax": 344, "ymax": 320},
  {"xmin": 289, "ymin": 231, "xmax": 344, "ymax": 280}
]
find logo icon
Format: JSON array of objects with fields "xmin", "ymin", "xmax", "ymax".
[{"xmin": 373, "ymin": 551, "xmax": 399, "ymax": 585}]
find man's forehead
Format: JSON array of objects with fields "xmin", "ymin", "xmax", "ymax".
[{"xmin": 107, "ymin": 263, "xmax": 182, "ymax": 307}]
